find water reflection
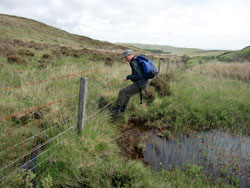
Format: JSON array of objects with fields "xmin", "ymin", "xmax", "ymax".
[{"xmin": 143, "ymin": 131, "xmax": 250, "ymax": 188}]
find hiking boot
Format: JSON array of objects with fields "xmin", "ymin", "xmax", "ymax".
[
  {"xmin": 111, "ymin": 105, "xmax": 122, "ymax": 116},
  {"xmin": 121, "ymin": 105, "xmax": 127, "ymax": 113}
]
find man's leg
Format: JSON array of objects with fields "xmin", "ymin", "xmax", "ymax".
[
  {"xmin": 113, "ymin": 82, "xmax": 147, "ymax": 115},
  {"xmin": 117, "ymin": 83, "xmax": 141, "ymax": 107}
]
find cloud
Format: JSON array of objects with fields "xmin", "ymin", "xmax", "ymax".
[{"xmin": 0, "ymin": 0, "xmax": 249, "ymax": 49}]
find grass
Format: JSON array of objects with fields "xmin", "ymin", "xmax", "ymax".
[
  {"xmin": 131, "ymin": 68, "xmax": 250, "ymax": 136},
  {"xmin": 0, "ymin": 13, "xmax": 248, "ymax": 187},
  {"xmin": 0, "ymin": 53, "xmax": 239, "ymax": 187},
  {"xmin": 30, "ymin": 113, "xmax": 232, "ymax": 188},
  {"xmin": 217, "ymin": 46, "xmax": 250, "ymax": 62},
  {"xmin": 193, "ymin": 62, "xmax": 250, "ymax": 82}
]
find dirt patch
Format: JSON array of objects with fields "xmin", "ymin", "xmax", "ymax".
[
  {"xmin": 117, "ymin": 115, "xmax": 157, "ymax": 160},
  {"xmin": 5, "ymin": 49, "xmax": 17, "ymax": 56},
  {"xmin": 27, "ymin": 41, "xmax": 47, "ymax": 50},
  {"xmin": 117, "ymin": 123, "xmax": 144, "ymax": 159},
  {"xmin": 42, "ymin": 53, "xmax": 51, "ymax": 59},
  {"xmin": 13, "ymin": 39, "xmax": 26, "ymax": 47},
  {"xmin": 38, "ymin": 59, "xmax": 53, "ymax": 68},
  {"xmin": 7, "ymin": 54, "xmax": 27, "ymax": 65},
  {"xmin": 18, "ymin": 49, "xmax": 34, "ymax": 56}
]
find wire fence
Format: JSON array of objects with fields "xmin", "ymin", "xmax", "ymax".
[
  {"xmin": 0, "ymin": 63, "xmax": 131, "ymax": 186},
  {"xmin": 0, "ymin": 57, "xmax": 183, "ymax": 186}
]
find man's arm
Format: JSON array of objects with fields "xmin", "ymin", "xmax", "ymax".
[{"xmin": 126, "ymin": 60, "xmax": 143, "ymax": 81}]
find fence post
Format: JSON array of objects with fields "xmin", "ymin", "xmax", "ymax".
[
  {"xmin": 77, "ymin": 77, "xmax": 88, "ymax": 134},
  {"xmin": 167, "ymin": 58, "xmax": 170, "ymax": 72},
  {"xmin": 158, "ymin": 60, "xmax": 161, "ymax": 74}
]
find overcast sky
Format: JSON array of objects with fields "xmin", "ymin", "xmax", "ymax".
[{"xmin": 0, "ymin": 0, "xmax": 250, "ymax": 50}]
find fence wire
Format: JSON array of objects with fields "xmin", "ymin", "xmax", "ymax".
[
  {"xmin": 0, "ymin": 62, "xmax": 147, "ymax": 185},
  {"xmin": 0, "ymin": 66, "xmax": 108, "ymax": 93}
]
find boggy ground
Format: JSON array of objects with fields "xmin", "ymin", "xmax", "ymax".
[{"xmin": 0, "ymin": 38, "xmax": 126, "ymax": 68}]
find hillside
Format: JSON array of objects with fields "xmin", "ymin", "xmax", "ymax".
[
  {"xmin": 0, "ymin": 14, "xmax": 126, "ymax": 50},
  {"xmin": 217, "ymin": 46, "xmax": 250, "ymax": 62},
  {"xmin": 121, "ymin": 42, "xmax": 228, "ymax": 56}
]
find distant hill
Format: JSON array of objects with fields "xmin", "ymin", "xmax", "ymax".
[
  {"xmin": 0, "ymin": 14, "xmax": 125, "ymax": 50},
  {"xmin": 217, "ymin": 46, "xmax": 250, "ymax": 62},
  {"xmin": 120, "ymin": 43, "xmax": 228, "ymax": 56}
]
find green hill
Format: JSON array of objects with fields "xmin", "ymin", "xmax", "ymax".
[
  {"xmin": 0, "ymin": 14, "xmax": 125, "ymax": 50},
  {"xmin": 120, "ymin": 42, "xmax": 228, "ymax": 56},
  {"xmin": 217, "ymin": 46, "xmax": 250, "ymax": 62}
]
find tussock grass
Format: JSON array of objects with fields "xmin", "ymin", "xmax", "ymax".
[
  {"xmin": 131, "ymin": 69, "xmax": 250, "ymax": 136},
  {"xmin": 194, "ymin": 62, "xmax": 250, "ymax": 82}
]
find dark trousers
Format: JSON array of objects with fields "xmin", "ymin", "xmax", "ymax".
[{"xmin": 117, "ymin": 82, "xmax": 148, "ymax": 107}]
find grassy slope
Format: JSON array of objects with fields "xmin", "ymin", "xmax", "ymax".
[
  {"xmin": 0, "ymin": 14, "xmax": 124, "ymax": 50},
  {"xmin": 121, "ymin": 43, "xmax": 228, "ymax": 56},
  {"xmin": 0, "ymin": 14, "xmax": 247, "ymax": 187},
  {"xmin": 217, "ymin": 46, "xmax": 250, "ymax": 62}
]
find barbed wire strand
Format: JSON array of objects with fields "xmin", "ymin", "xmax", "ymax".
[
  {"xmin": 32, "ymin": 130, "xmax": 78, "ymax": 184},
  {"xmin": 1, "ymin": 104, "xmax": 75, "ymax": 139},
  {"xmin": 0, "ymin": 122, "xmax": 76, "ymax": 174},
  {"xmin": 0, "ymin": 105, "xmax": 76, "ymax": 157},
  {"xmin": 0, "ymin": 94, "xmax": 77, "ymax": 122},
  {"xmin": 0, "ymin": 66, "xmax": 108, "ymax": 93},
  {"xmin": 1, "ymin": 75, "xmax": 130, "ymax": 183},
  {"xmin": 1, "ymin": 121, "xmax": 61, "ymax": 157},
  {"xmin": 1, "ymin": 145, "xmax": 56, "ymax": 183},
  {"xmin": 1, "ymin": 126, "xmax": 77, "ymax": 184}
]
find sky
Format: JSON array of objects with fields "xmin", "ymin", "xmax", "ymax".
[{"xmin": 0, "ymin": 0, "xmax": 250, "ymax": 50}]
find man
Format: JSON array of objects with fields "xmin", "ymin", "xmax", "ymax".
[{"xmin": 112, "ymin": 49, "xmax": 149, "ymax": 115}]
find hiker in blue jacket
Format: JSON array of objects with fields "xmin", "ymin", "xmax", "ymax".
[{"xmin": 112, "ymin": 49, "xmax": 149, "ymax": 115}]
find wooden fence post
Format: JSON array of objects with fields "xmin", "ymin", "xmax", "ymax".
[
  {"xmin": 77, "ymin": 77, "xmax": 88, "ymax": 134},
  {"xmin": 167, "ymin": 58, "xmax": 170, "ymax": 72},
  {"xmin": 158, "ymin": 60, "xmax": 161, "ymax": 74}
]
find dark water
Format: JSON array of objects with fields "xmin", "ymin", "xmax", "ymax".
[{"xmin": 143, "ymin": 131, "xmax": 250, "ymax": 188}]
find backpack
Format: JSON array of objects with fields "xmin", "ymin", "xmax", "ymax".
[{"xmin": 135, "ymin": 55, "xmax": 158, "ymax": 79}]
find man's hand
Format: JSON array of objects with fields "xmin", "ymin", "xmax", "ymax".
[{"xmin": 124, "ymin": 78, "xmax": 128, "ymax": 81}]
